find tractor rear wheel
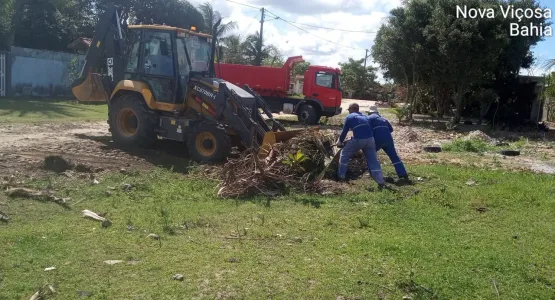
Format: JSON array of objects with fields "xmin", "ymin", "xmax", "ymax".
[
  {"xmin": 109, "ymin": 93, "xmax": 157, "ymax": 148},
  {"xmin": 188, "ymin": 122, "xmax": 231, "ymax": 163}
]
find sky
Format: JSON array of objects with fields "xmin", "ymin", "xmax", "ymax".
[{"xmin": 190, "ymin": 0, "xmax": 554, "ymax": 80}]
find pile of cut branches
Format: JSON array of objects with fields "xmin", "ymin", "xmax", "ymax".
[
  {"xmin": 217, "ymin": 130, "xmax": 368, "ymax": 198},
  {"xmin": 217, "ymin": 130, "xmax": 334, "ymax": 198}
]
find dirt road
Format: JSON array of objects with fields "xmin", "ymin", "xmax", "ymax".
[{"xmin": 340, "ymin": 99, "xmax": 378, "ymax": 112}]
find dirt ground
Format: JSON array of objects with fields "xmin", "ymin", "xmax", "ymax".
[
  {"xmin": 0, "ymin": 119, "xmax": 553, "ymax": 180},
  {"xmin": 0, "ymin": 121, "xmax": 193, "ymax": 178}
]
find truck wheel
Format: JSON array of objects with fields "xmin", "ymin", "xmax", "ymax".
[
  {"xmin": 109, "ymin": 93, "xmax": 157, "ymax": 148},
  {"xmin": 188, "ymin": 122, "xmax": 231, "ymax": 163},
  {"xmin": 297, "ymin": 104, "xmax": 320, "ymax": 125}
]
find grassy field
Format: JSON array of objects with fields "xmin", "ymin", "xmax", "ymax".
[
  {"xmin": 0, "ymin": 98, "xmax": 107, "ymax": 123},
  {"xmin": 1, "ymin": 165, "xmax": 555, "ymax": 299}
]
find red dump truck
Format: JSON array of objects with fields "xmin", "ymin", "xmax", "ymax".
[{"xmin": 215, "ymin": 56, "xmax": 343, "ymax": 124}]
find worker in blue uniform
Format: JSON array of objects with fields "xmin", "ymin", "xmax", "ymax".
[
  {"xmin": 337, "ymin": 103, "xmax": 385, "ymax": 188},
  {"xmin": 366, "ymin": 106, "xmax": 409, "ymax": 182}
]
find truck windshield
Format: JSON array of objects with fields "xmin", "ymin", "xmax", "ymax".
[{"xmin": 185, "ymin": 36, "xmax": 211, "ymax": 72}]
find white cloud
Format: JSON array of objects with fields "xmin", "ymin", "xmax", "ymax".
[{"xmin": 193, "ymin": 0, "xmax": 400, "ymax": 79}]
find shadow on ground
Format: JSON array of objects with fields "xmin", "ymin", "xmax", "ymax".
[
  {"xmin": 74, "ymin": 134, "xmax": 196, "ymax": 174},
  {"xmin": 0, "ymin": 98, "xmax": 106, "ymax": 119}
]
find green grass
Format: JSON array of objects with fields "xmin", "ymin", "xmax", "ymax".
[
  {"xmin": 443, "ymin": 138, "xmax": 493, "ymax": 153},
  {"xmin": 1, "ymin": 165, "xmax": 555, "ymax": 299},
  {"xmin": 0, "ymin": 98, "xmax": 108, "ymax": 123},
  {"xmin": 511, "ymin": 136, "xmax": 529, "ymax": 150}
]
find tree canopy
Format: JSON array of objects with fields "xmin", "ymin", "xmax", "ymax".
[
  {"xmin": 0, "ymin": 0, "xmax": 287, "ymax": 67},
  {"xmin": 217, "ymin": 31, "xmax": 284, "ymax": 67},
  {"xmin": 0, "ymin": 0, "xmax": 207, "ymax": 52},
  {"xmin": 339, "ymin": 58, "xmax": 378, "ymax": 99},
  {"xmin": 372, "ymin": 0, "xmax": 549, "ymax": 123}
]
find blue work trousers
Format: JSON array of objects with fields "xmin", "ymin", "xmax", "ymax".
[
  {"xmin": 338, "ymin": 137, "xmax": 384, "ymax": 185},
  {"xmin": 376, "ymin": 140, "xmax": 407, "ymax": 178}
]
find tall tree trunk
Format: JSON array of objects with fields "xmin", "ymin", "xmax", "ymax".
[
  {"xmin": 403, "ymin": 69, "xmax": 410, "ymax": 104},
  {"xmin": 442, "ymin": 90, "xmax": 451, "ymax": 117},
  {"xmin": 409, "ymin": 83, "xmax": 418, "ymax": 120},
  {"xmin": 407, "ymin": 63, "xmax": 418, "ymax": 120},
  {"xmin": 452, "ymin": 86, "xmax": 465, "ymax": 125}
]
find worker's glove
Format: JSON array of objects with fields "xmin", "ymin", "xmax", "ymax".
[{"xmin": 336, "ymin": 141, "xmax": 345, "ymax": 148}]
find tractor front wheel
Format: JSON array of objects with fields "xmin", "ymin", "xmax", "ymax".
[
  {"xmin": 109, "ymin": 93, "xmax": 157, "ymax": 148},
  {"xmin": 188, "ymin": 122, "xmax": 231, "ymax": 163}
]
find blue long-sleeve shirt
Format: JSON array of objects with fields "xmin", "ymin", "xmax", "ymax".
[
  {"xmin": 339, "ymin": 112, "xmax": 373, "ymax": 142},
  {"xmin": 367, "ymin": 113, "xmax": 394, "ymax": 145}
]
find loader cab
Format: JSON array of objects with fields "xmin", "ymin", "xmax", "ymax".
[{"xmin": 124, "ymin": 25, "xmax": 213, "ymax": 105}]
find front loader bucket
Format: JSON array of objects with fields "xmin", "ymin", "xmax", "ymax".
[
  {"xmin": 72, "ymin": 73, "xmax": 108, "ymax": 102},
  {"xmin": 258, "ymin": 127, "xmax": 319, "ymax": 157}
]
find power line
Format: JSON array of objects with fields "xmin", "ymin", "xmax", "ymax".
[
  {"xmin": 222, "ymin": 2, "xmax": 367, "ymax": 51},
  {"xmin": 224, "ymin": 0, "xmax": 260, "ymax": 10},
  {"xmin": 243, "ymin": 10, "xmax": 259, "ymax": 18},
  {"xmin": 286, "ymin": 21, "xmax": 377, "ymax": 34},
  {"xmin": 244, "ymin": 12, "xmax": 259, "ymax": 34},
  {"xmin": 264, "ymin": 10, "xmax": 375, "ymax": 34},
  {"xmin": 265, "ymin": 9, "xmax": 365, "ymax": 51}
]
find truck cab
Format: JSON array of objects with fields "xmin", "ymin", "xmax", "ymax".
[{"xmin": 301, "ymin": 66, "xmax": 343, "ymax": 120}]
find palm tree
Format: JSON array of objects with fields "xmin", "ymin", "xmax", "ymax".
[
  {"xmin": 242, "ymin": 31, "xmax": 277, "ymax": 66},
  {"xmin": 262, "ymin": 45, "xmax": 284, "ymax": 67},
  {"xmin": 198, "ymin": 2, "xmax": 237, "ymax": 38},
  {"xmin": 544, "ymin": 59, "xmax": 555, "ymax": 72},
  {"xmin": 220, "ymin": 34, "xmax": 244, "ymax": 64}
]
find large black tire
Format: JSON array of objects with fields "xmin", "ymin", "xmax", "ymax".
[
  {"xmin": 499, "ymin": 150, "xmax": 520, "ymax": 156},
  {"xmin": 297, "ymin": 104, "xmax": 321, "ymax": 125},
  {"xmin": 109, "ymin": 93, "xmax": 157, "ymax": 148},
  {"xmin": 423, "ymin": 146, "xmax": 442, "ymax": 153},
  {"xmin": 187, "ymin": 122, "xmax": 231, "ymax": 163}
]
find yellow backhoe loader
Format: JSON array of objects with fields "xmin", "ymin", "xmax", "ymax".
[{"xmin": 72, "ymin": 4, "xmax": 315, "ymax": 162}]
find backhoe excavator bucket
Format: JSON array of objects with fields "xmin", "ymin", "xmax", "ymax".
[
  {"xmin": 72, "ymin": 73, "xmax": 108, "ymax": 102},
  {"xmin": 258, "ymin": 127, "xmax": 320, "ymax": 157}
]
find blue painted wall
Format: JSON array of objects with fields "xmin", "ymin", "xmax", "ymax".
[{"xmin": 10, "ymin": 46, "xmax": 84, "ymax": 97}]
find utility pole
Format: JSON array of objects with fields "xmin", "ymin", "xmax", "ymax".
[
  {"xmin": 363, "ymin": 49, "xmax": 369, "ymax": 70},
  {"xmin": 256, "ymin": 7, "xmax": 265, "ymax": 66},
  {"xmin": 362, "ymin": 49, "xmax": 371, "ymax": 98}
]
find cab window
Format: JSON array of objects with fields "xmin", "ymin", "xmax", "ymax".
[
  {"xmin": 126, "ymin": 30, "xmax": 140, "ymax": 73},
  {"xmin": 142, "ymin": 31, "xmax": 174, "ymax": 77},
  {"xmin": 176, "ymin": 38, "xmax": 190, "ymax": 76},
  {"xmin": 316, "ymin": 72, "xmax": 335, "ymax": 89}
]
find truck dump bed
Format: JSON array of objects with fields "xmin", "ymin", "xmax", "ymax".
[{"xmin": 215, "ymin": 56, "xmax": 304, "ymax": 98}]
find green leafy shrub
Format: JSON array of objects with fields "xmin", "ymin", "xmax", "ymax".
[
  {"xmin": 443, "ymin": 138, "xmax": 491, "ymax": 153},
  {"xmin": 511, "ymin": 136, "xmax": 528, "ymax": 150},
  {"xmin": 392, "ymin": 106, "xmax": 410, "ymax": 123},
  {"xmin": 282, "ymin": 150, "xmax": 308, "ymax": 172}
]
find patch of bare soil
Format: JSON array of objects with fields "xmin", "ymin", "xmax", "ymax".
[
  {"xmin": 0, "ymin": 122, "xmax": 192, "ymax": 179},
  {"xmin": 388, "ymin": 123, "xmax": 555, "ymax": 174},
  {"xmin": 0, "ymin": 120, "xmax": 553, "ymax": 181}
]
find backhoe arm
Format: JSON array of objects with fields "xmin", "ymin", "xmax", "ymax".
[{"xmin": 72, "ymin": 3, "xmax": 126, "ymax": 101}]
